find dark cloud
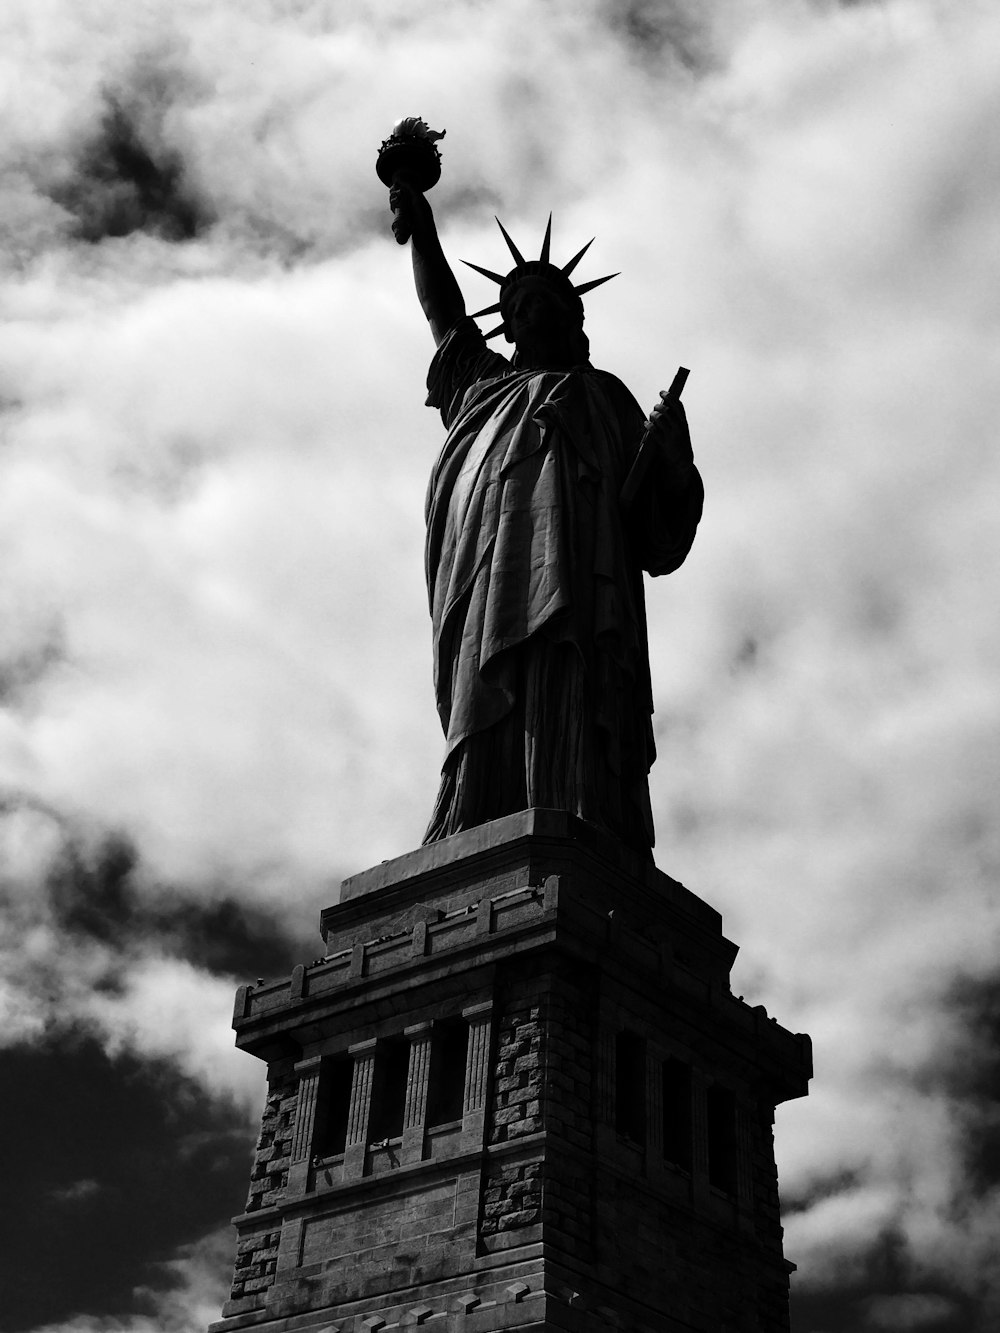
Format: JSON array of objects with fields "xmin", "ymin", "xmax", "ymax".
[
  {"xmin": 793, "ymin": 1287, "xmax": 970, "ymax": 1333},
  {"xmin": 603, "ymin": 0, "xmax": 716, "ymax": 72},
  {"xmin": 49, "ymin": 94, "xmax": 211, "ymax": 244},
  {"xmin": 1, "ymin": 1032, "xmax": 250, "ymax": 1331},
  {"xmin": 791, "ymin": 1287, "xmax": 868, "ymax": 1333},
  {"xmin": 788, "ymin": 1210, "xmax": 991, "ymax": 1330},
  {"xmin": 47, "ymin": 829, "xmax": 137, "ymax": 943},
  {"xmin": 942, "ymin": 978, "xmax": 1000, "ymax": 1197},
  {"xmin": 784, "ymin": 1166, "xmax": 865, "ymax": 1214},
  {"xmin": 46, "ymin": 828, "xmax": 310, "ymax": 980}
]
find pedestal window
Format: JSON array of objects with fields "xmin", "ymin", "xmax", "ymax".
[
  {"xmin": 706, "ymin": 1084, "xmax": 738, "ymax": 1194},
  {"xmin": 427, "ymin": 1016, "xmax": 469, "ymax": 1126},
  {"xmin": 661, "ymin": 1058, "xmax": 693, "ymax": 1171},
  {"xmin": 614, "ymin": 1029, "xmax": 647, "ymax": 1146}
]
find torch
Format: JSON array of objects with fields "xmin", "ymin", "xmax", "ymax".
[{"xmin": 376, "ymin": 117, "xmax": 446, "ymax": 245}]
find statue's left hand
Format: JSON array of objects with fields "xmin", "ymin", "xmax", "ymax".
[{"xmin": 646, "ymin": 392, "xmax": 694, "ymax": 486}]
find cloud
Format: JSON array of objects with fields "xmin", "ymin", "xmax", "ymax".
[
  {"xmin": 0, "ymin": 1034, "xmax": 250, "ymax": 1332},
  {"xmin": 81, "ymin": 953, "xmax": 265, "ymax": 1113},
  {"xmin": 22, "ymin": 1229, "xmax": 232, "ymax": 1333},
  {"xmin": 2, "ymin": 1, "xmax": 1000, "ymax": 1330},
  {"xmin": 47, "ymin": 1179, "xmax": 103, "ymax": 1205},
  {"xmin": 49, "ymin": 92, "xmax": 211, "ymax": 244},
  {"xmin": 863, "ymin": 1293, "xmax": 963, "ymax": 1331}
]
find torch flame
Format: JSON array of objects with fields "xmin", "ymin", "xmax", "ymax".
[{"xmin": 391, "ymin": 116, "xmax": 445, "ymax": 143}]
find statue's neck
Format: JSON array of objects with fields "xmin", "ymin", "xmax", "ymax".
[{"xmin": 512, "ymin": 331, "xmax": 589, "ymax": 371}]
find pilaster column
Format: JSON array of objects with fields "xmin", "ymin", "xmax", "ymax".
[
  {"xmin": 646, "ymin": 1050, "xmax": 663, "ymax": 1156},
  {"xmin": 690, "ymin": 1069, "xmax": 710, "ymax": 1209},
  {"xmin": 402, "ymin": 1023, "xmax": 433, "ymax": 1164},
  {"xmin": 736, "ymin": 1100, "xmax": 755, "ymax": 1229},
  {"xmin": 463, "ymin": 1003, "xmax": 492, "ymax": 1114},
  {"xmin": 460, "ymin": 1001, "xmax": 492, "ymax": 1149},
  {"xmin": 343, "ymin": 1038, "xmax": 377, "ymax": 1180},
  {"xmin": 594, "ymin": 1025, "xmax": 616, "ymax": 1158},
  {"xmin": 274, "ymin": 1055, "xmax": 322, "ymax": 1275},
  {"xmin": 597, "ymin": 1029, "xmax": 615, "ymax": 1124},
  {"xmin": 286, "ymin": 1055, "xmax": 323, "ymax": 1195}
]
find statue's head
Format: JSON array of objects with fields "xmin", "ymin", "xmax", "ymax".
[
  {"xmin": 499, "ymin": 267, "xmax": 588, "ymax": 364},
  {"xmin": 463, "ymin": 217, "xmax": 615, "ymax": 366}
]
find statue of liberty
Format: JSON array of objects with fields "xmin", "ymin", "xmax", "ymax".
[{"xmin": 381, "ymin": 123, "xmax": 703, "ymax": 859}]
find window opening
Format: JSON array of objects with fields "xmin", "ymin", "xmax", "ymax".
[
  {"xmin": 368, "ymin": 1037, "xmax": 410, "ymax": 1142},
  {"xmin": 706, "ymin": 1085, "xmax": 738, "ymax": 1194},
  {"xmin": 661, "ymin": 1058, "xmax": 692, "ymax": 1170},
  {"xmin": 615, "ymin": 1029, "xmax": 646, "ymax": 1144},
  {"xmin": 427, "ymin": 1017, "xmax": 469, "ymax": 1126},
  {"xmin": 315, "ymin": 1053, "xmax": 353, "ymax": 1157}
]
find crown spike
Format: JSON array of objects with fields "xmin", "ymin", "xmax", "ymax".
[
  {"xmin": 461, "ymin": 258, "xmax": 506, "ymax": 285},
  {"xmin": 539, "ymin": 213, "xmax": 553, "ymax": 265},
  {"xmin": 495, "ymin": 217, "xmax": 526, "ymax": 267},
  {"xmin": 470, "ymin": 301, "xmax": 503, "ymax": 320},
  {"xmin": 484, "ymin": 322, "xmax": 507, "ymax": 340},
  {"xmin": 562, "ymin": 238, "xmax": 595, "ymax": 277},
  {"xmin": 573, "ymin": 272, "xmax": 619, "ymax": 298}
]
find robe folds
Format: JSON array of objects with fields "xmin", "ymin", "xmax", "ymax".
[{"xmin": 423, "ymin": 317, "xmax": 703, "ymax": 856}]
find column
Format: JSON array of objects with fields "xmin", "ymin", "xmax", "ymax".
[
  {"xmin": 597, "ymin": 1028, "xmax": 615, "ymax": 1123},
  {"xmin": 276, "ymin": 1054, "xmax": 322, "ymax": 1275},
  {"xmin": 460, "ymin": 1001, "xmax": 492, "ymax": 1150},
  {"xmin": 402, "ymin": 1023, "xmax": 433, "ymax": 1164},
  {"xmin": 690, "ymin": 1069, "xmax": 710, "ymax": 1210},
  {"xmin": 736, "ymin": 1099, "xmax": 755, "ymax": 1231},
  {"xmin": 646, "ymin": 1049, "xmax": 664, "ymax": 1184},
  {"xmin": 343, "ymin": 1038, "xmax": 377, "ymax": 1180},
  {"xmin": 286, "ymin": 1055, "xmax": 322, "ymax": 1195},
  {"xmin": 594, "ymin": 1025, "xmax": 616, "ymax": 1158}
]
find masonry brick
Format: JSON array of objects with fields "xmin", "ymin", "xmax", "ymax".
[{"xmin": 212, "ymin": 811, "xmax": 810, "ymax": 1333}]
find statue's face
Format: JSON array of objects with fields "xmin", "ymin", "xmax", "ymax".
[{"xmin": 503, "ymin": 277, "xmax": 579, "ymax": 347}]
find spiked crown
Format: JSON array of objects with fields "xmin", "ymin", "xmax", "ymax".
[{"xmin": 463, "ymin": 215, "xmax": 618, "ymax": 340}]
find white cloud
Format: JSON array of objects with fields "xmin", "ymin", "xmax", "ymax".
[
  {"xmin": 80, "ymin": 954, "xmax": 266, "ymax": 1116},
  {"xmin": 2, "ymin": 0, "xmax": 1000, "ymax": 1320}
]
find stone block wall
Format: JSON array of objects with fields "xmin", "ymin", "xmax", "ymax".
[
  {"xmin": 481, "ymin": 965, "xmax": 599, "ymax": 1251},
  {"xmin": 244, "ymin": 1063, "xmax": 296, "ymax": 1213},
  {"xmin": 229, "ymin": 1228, "xmax": 280, "ymax": 1304},
  {"xmin": 480, "ymin": 1159, "xmax": 542, "ymax": 1236},
  {"xmin": 751, "ymin": 1103, "xmax": 794, "ymax": 1330},
  {"xmin": 592, "ymin": 1169, "xmax": 786, "ymax": 1331},
  {"xmin": 212, "ymin": 819, "xmax": 809, "ymax": 1333},
  {"xmin": 541, "ymin": 981, "xmax": 596, "ymax": 1156},
  {"xmin": 489, "ymin": 998, "xmax": 544, "ymax": 1147},
  {"xmin": 481, "ymin": 979, "xmax": 545, "ymax": 1243},
  {"xmin": 230, "ymin": 1061, "xmax": 296, "ymax": 1305},
  {"xmin": 537, "ymin": 975, "xmax": 597, "ymax": 1261}
]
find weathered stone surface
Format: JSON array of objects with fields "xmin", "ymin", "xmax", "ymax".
[{"xmin": 210, "ymin": 815, "xmax": 810, "ymax": 1333}]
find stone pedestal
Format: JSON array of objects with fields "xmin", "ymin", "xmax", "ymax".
[{"xmin": 210, "ymin": 810, "xmax": 811, "ymax": 1333}]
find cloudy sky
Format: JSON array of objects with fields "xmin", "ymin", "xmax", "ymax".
[{"xmin": 2, "ymin": 1, "xmax": 998, "ymax": 1330}]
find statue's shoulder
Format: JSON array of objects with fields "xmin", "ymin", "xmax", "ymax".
[
  {"xmin": 582, "ymin": 366, "xmax": 645, "ymax": 417},
  {"xmin": 436, "ymin": 317, "xmax": 510, "ymax": 373},
  {"xmin": 586, "ymin": 364, "xmax": 632, "ymax": 390},
  {"xmin": 427, "ymin": 317, "xmax": 512, "ymax": 424}
]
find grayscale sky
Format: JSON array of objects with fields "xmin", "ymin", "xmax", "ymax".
[{"xmin": 1, "ymin": 3, "xmax": 998, "ymax": 1331}]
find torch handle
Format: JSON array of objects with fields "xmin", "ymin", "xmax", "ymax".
[{"xmin": 391, "ymin": 171, "xmax": 415, "ymax": 246}]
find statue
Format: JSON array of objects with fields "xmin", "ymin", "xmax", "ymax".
[{"xmin": 378, "ymin": 120, "xmax": 703, "ymax": 859}]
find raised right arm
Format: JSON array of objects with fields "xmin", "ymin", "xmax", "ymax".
[{"xmin": 390, "ymin": 181, "xmax": 466, "ymax": 347}]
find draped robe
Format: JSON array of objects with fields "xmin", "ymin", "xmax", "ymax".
[{"xmin": 423, "ymin": 317, "xmax": 703, "ymax": 856}]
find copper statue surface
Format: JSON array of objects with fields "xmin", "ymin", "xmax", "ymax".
[{"xmin": 381, "ymin": 122, "xmax": 703, "ymax": 858}]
